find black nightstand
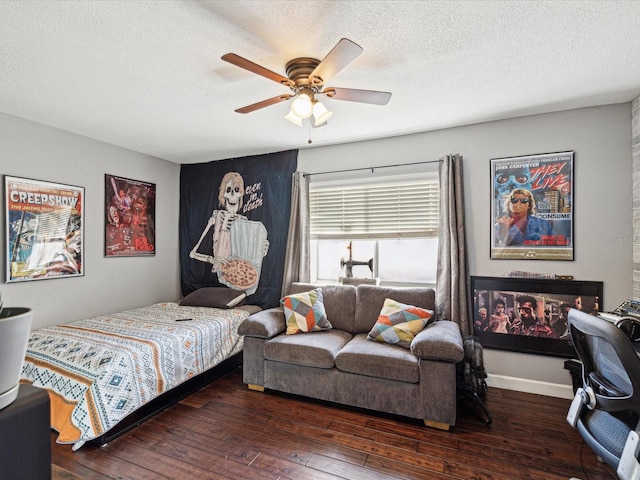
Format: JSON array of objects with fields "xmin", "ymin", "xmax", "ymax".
[{"xmin": 0, "ymin": 384, "xmax": 51, "ymax": 480}]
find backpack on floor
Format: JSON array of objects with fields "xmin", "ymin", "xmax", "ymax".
[{"xmin": 457, "ymin": 335, "xmax": 492, "ymax": 425}]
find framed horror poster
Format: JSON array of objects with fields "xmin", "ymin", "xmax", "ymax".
[
  {"xmin": 105, "ymin": 174, "xmax": 156, "ymax": 257},
  {"xmin": 471, "ymin": 276, "xmax": 602, "ymax": 358},
  {"xmin": 5, "ymin": 176, "xmax": 84, "ymax": 282},
  {"xmin": 491, "ymin": 151, "xmax": 574, "ymax": 260}
]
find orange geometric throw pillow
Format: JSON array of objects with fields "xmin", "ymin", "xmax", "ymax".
[
  {"xmin": 281, "ymin": 288, "xmax": 332, "ymax": 335},
  {"xmin": 367, "ymin": 298, "xmax": 433, "ymax": 348}
]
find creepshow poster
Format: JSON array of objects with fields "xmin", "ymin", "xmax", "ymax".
[
  {"xmin": 180, "ymin": 150, "xmax": 297, "ymax": 309},
  {"xmin": 105, "ymin": 174, "xmax": 156, "ymax": 257},
  {"xmin": 5, "ymin": 176, "xmax": 84, "ymax": 282},
  {"xmin": 491, "ymin": 151, "xmax": 574, "ymax": 260}
]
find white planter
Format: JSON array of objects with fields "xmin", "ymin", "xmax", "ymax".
[{"xmin": 0, "ymin": 307, "xmax": 33, "ymax": 410}]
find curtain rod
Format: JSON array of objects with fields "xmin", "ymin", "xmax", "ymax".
[{"xmin": 302, "ymin": 159, "xmax": 442, "ymax": 178}]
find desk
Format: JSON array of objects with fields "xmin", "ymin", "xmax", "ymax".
[{"xmin": 0, "ymin": 384, "xmax": 51, "ymax": 480}]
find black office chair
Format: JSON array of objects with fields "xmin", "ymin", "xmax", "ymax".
[{"xmin": 567, "ymin": 308, "xmax": 640, "ymax": 480}]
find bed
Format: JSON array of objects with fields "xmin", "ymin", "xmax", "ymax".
[{"xmin": 20, "ymin": 299, "xmax": 253, "ymax": 450}]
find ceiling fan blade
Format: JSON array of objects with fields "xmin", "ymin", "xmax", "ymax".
[
  {"xmin": 221, "ymin": 53, "xmax": 294, "ymax": 88},
  {"xmin": 322, "ymin": 87, "xmax": 392, "ymax": 105},
  {"xmin": 235, "ymin": 94, "xmax": 293, "ymax": 114},
  {"xmin": 309, "ymin": 38, "xmax": 363, "ymax": 84}
]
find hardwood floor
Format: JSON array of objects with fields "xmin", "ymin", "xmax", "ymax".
[{"xmin": 51, "ymin": 367, "xmax": 616, "ymax": 480}]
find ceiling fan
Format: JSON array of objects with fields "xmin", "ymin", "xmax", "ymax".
[{"xmin": 221, "ymin": 38, "xmax": 392, "ymax": 127}]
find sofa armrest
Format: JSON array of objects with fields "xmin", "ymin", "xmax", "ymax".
[
  {"xmin": 411, "ymin": 320, "xmax": 464, "ymax": 362},
  {"xmin": 237, "ymin": 307, "xmax": 285, "ymax": 339}
]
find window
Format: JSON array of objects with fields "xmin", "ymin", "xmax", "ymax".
[{"xmin": 309, "ymin": 174, "xmax": 440, "ymax": 286}]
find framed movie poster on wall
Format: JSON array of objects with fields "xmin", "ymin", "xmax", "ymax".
[
  {"xmin": 471, "ymin": 276, "xmax": 603, "ymax": 358},
  {"xmin": 105, "ymin": 174, "xmax": 156, "ymax": 257},
  {"xmin": 491, "ymin": 151, "xmax": 574, "ymax": 260},
  {"xmin": 5, "ymin": 176, "xmax": 84, "ymax": 282}
]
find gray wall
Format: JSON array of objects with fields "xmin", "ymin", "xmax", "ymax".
[
  {"xmin": 1, "ymin": 103, "xmax": 631, "ymax": 395},
  {"xmin": 299, "ymin": 103, "xmax": 632, "ymax": 396},
  {"xmin": 0, "ymin": 113, "xmax": 181, "ymax": 329},
  {"xmin": 632, "ymin": 96, "xmax": 640, "ymax": 298}
]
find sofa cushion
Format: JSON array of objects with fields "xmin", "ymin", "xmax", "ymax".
[
  {"xmin": 281, "ymin": 288, "xmax": 332, "ymax": 334},
  {"xmin": 367, "ymin": 298, "xmax": 433, "ymax": 349},
  {"xmin": 336, "ymin": 334, "xmax": 419, "ymax": 383},
  {"xmin": 286, "ymin": 283, "xmax": 357, "ymax": 332},
  {"xmin": 264, "ymin": 330, "xmax": 353, "ymax": 369},
  {"xmin": 354, "ymin": 285, "xmax": 435, "ymax": 334}
]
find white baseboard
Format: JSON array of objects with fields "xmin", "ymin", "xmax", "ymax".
[{"xmin": 486, "ymin": 374, "xmax": 575, "ymax": 400}]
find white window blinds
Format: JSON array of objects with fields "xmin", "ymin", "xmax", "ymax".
[{"xmin": 310, "ymin": 178, "xmax": 440, "ymax": 239}]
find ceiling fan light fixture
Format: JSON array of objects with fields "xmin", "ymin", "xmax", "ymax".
[
  {"xmin": 284, "ymin": 109, "xmax": 303, "ymax": 127},
  {"xmin": 223, "ymin": 39, "xmax": 392, "ymax": 124},
  {"xmin": 291, "ymin": 92, "xmax": 314, "ymax": 119},
  {"xmin": 313, "ymin": 100, "xmax": 332, "ymax": 125}
]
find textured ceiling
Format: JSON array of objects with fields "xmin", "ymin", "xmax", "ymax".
[{"xmin": 1, "ymin": 0, "xmax": 640, "ymax": 164}]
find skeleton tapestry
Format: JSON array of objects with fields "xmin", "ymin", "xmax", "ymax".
[{"xmin": 179, "ymin": 150, "xmax": 297, "ymax": 308}]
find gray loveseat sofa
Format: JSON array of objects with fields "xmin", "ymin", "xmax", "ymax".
[{"xmin": 237, "ymin": 282, "xmax": 465, "ymax": 430}]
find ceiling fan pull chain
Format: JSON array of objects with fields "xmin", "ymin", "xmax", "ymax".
[{"xmin": 308, "ymin": 121, "xmax": 313, "ymax": 144}]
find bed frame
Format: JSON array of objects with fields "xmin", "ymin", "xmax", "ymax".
[{"xmin": 87, "ymin": 352, "xmax": 242, "ymax": 446}]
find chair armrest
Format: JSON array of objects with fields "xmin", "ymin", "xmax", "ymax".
[
  {"xmin": 411, "ymin": 320, "xmax": 464, "ymax": 362},
  {"xmin": 237, "ymin": 307, "xmax": 285, "ymax": 339}
]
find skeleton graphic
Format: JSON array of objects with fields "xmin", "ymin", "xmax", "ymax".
[{"xmin": 190, "ymin": 172, "xmax": 269, "ymax": 282}]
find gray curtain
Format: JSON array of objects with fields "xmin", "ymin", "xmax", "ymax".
[
  {"xmin": 282, "ymin": 171, "xmax": 310, "ymax": 296},
  {"xmin": 435, "ymin": 154, "xmax": 472, "ymax": 337}
]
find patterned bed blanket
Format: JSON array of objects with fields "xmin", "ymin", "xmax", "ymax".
[{"xmin": 20, "ymin": 302, "xmax": 247, "ymax": 449}]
